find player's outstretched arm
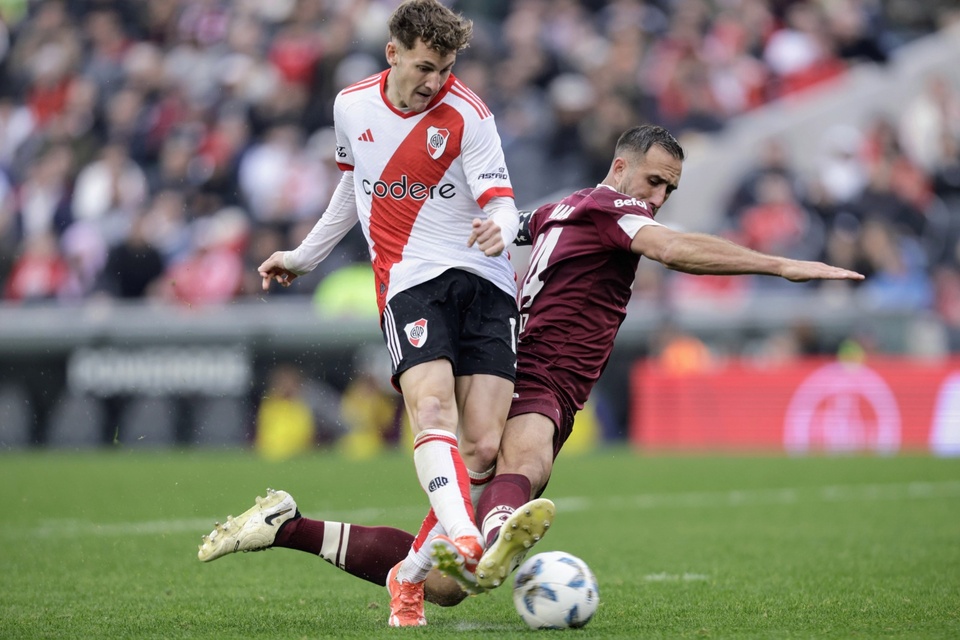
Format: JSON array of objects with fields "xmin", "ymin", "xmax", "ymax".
[
  {"xmin": 258, "ymin": 251, "xmax": 300, "ymax": 291},
  {"xmin": 632, "ymin": 225, "xmax": 865, "ymax": 281}
]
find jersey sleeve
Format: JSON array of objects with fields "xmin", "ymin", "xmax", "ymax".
[
  {"xmin": 332, "ymin": 94, "xmax": 354, "ymax": 172},
  {"xmin": 460, "ymin": 113, "xmax": 514, "ymax": 207},
  {"xmin": 591, "ymin": 193, "xmax": 662, "ymax": 252},
  {"xmin": 528, "ymin": 203, "xmax": 552, "ymax": 240}
]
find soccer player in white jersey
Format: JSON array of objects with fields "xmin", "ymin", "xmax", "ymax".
[{"xmin": 252, "ymin": 0, "xmax": 519, "ymax": 627}]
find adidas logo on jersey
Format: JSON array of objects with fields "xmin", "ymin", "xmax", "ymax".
[{"xmin": 358, "ymin": 128, "xmax": 374, "ymax": 142}]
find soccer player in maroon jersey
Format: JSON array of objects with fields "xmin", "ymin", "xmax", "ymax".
[{"xmin": 199, "ymin": 124, "xmax": 864, "ymax": 616}]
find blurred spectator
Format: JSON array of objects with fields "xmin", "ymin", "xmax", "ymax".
[
  {"xmin": 825, "ymin": 0, "xmax": 890, "ymax": 65},
  {"xmin": 14, "ymin": 143, "xmax": 74, "ymax": 240},
  {"xmin": 763, "ymin": 1, "xmax": 847, "ymax": 99},
  {"xmin": 81, "ymin": 9, "xmax": 132, "ymax": 104},
  {"xmin": 96, "ymin": 212, "xmax": 165, "ymax": 299},
  {"xmin": 734, "ymin": 172, "xmax": 819, "ymax": 260},
  {"xmin": 157, "ymin": 206, "xmax": 247, "ymax": 306},
  {"xmin": 653, "ymin": 321, "xmax": 714, "ymax": 374},
  {"xmin": 4, "ymin": 231, "xmax": 69, "ymax": 302},
  {"xmin": 813, "ymin": 124, "xmax": 868, "ymax": 208},
  {"xmin": 858, "ymin": 217, "xmax": 933, "ymax": 310},
  {"xmin": 59, "ymin": 219, "xmax": 107, "ymax": 301},
  {"xmin": 0, "ymin": 96, "xmax": 36, "ymax": 171},
  {"xmin": 851, "ymin": 152, "xmax": 928, "ymax": 240},
  {"xmin": 899, "ymin": 74, "xmax": 960, "ymax": 175},
  {"xmin": 140, "ymin": 188, "xmax": 191, "ymax": 264},
  {"xmin": 255, "ymin": 362, "xmax": 317, "ymax": 461},
  {"xmin": 726, "ymin": 137, "xmax": 801, "ymax": 217},
  {"xmin": 859, "ymin": 114, "xmax": 933, "ymax": 215},
  {"xmin": 338, "ymin": 344, "xmax": 403, "ymax": 459},
  {"xmin": 0, "ymin": 0, "xmax": 948, "ymax": 335},
  {"xmin": 71, "ymin": 138, "xmax": 147, "ymax": 244}
]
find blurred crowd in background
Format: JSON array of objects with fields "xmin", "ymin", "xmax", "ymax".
[
  {"xmin": 0, "ymin": 0, "xmax": 959, "ymax": 324},
  {"xmin": 2, "ymin": 0, "xmax": 960, "ymax": 453}
]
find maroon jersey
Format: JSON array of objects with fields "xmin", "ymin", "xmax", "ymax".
[{"xmin": 516, "ymin": 185, "xmax": 661, "ymax": 414}]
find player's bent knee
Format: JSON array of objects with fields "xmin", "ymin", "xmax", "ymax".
[{"xmin": 424, "ymin": 570, "xmax": 469, "ymax": 607}]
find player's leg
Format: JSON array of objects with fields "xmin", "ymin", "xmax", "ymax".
[
  {"xmin": 197, "ymin": 488, "xmax": 299, "ymax": 562},
  {"xmin": 428, "ymin": 275, "xmax": 519, "ymax": 589},
  {"xmin": 399, "ymin": 360, "xmax": 482, "ymax": 543},
  {"xmin": 429, "ymin": 372, "xmax": 513, "ymax": 590},
  {"xmin": 196, "ymin": 489, "xmax": 466, "ymax": 606},
  {"xmin": 197, "ymin": 489, "xmax": 412, "ymax": 581},
  {"xmin": 490, "ymin": 411, "xmax": 557, "ymax": 499},
  {"xmin": 454, "ymin": 373, "xmax": 512, "ymax": 475},
  {"xmin": 475, "ymin": 411, "xmax": 558, "ymax": 588}
]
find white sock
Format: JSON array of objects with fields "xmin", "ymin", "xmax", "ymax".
[
  {"xmin": 317, "ymin": 521, "xmax": 350, "ymax": 569},
  {"xmin": 412, "ymin": 429, "xmax": 481, "ymax": 542},
  {"xmin": 480, "ymin": 505, "xmax": 514, "ymax": 545},
  {"xmin": 468, "ymin": 465, "xmax": 495, "ymax": 509},
  {"xmin": 399, "ymin": 513, "xmax": 445, "ymax": 583}
]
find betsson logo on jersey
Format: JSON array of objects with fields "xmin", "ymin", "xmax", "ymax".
[{"xmin": 362, "ymin": 175, "xmax": 456, "ymax": 201}]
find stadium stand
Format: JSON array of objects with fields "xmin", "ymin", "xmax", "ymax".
[{"xmin": 0, "ymin": 1, "xmax": 957, "ymax": 447}]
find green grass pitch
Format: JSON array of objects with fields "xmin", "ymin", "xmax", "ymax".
[{"xmin": 1, "ymin": 447, "xmax": 958, "ymax": 639}]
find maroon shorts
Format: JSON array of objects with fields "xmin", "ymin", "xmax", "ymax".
[{"xmin": 507, "ymin": 373, "xmax": 577, "ymax": 461}]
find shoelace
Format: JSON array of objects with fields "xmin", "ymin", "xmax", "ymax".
[{"xmin": 395, "ymin": 584, "xmax": 423, "ymax": 619}]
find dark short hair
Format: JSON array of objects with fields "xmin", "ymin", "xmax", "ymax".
[
  {"xmin": 389, "ymin": 0, "xmax": 473, "ymax": 55},
  {"xmin": 615, "ymin": 125, "xmax": 685, "ymax": 162}
]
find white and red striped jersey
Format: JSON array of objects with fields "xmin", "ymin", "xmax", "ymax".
[{"xmin": 334, "ymin": 70, "xmax": 517, "ymax": 312}]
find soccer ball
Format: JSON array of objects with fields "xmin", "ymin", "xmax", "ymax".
[{"xmin": 512, "ymin": 551, "xmax": 599, "ymax": 629}]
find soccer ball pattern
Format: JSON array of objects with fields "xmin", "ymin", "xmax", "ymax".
[{"xmin": 512, "ymin": 551, "xmax": 599, "ymax": 629}]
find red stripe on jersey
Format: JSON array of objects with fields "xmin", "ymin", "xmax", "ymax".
[
  {"xmin": 477, "ymin": 186, "xmax": 514, "ymax": 208},
  {"xmin": 450, "ymin": 82, "xmax": 491, "ymax": 118},
  {"xmin": 369, "ymin": 103, "xmax": 464, "ymax": 312},
  {"xmin": 336, "ymin": 162, "xmax": 354, "ymax": 172},
  {"xmin": 342, "ymin": 71, "xmax": 385, "ymax": 96}
]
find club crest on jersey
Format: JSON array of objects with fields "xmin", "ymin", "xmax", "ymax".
[
  {"xmin": 404, "ymin": 318, "xmax": 429, "ymax": 348},
  {"xmin": 426, "ymin": 127, "xmax": 449, "ymax": 160}
]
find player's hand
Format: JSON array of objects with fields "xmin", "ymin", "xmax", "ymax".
[
  {"xmin": 258, "ymin": 251, "xmax": 299, "ymax": 291},
  {"xmin": 782, "ymin": 260, "xmax": 865, "ymax": 283},
  {"xmin": 467, "ymin": 217, "xmax": 505, "ymax": 257}
]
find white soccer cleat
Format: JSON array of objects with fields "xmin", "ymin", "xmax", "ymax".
[
  {"xmin": 197, "ymin": 488, "xmax": 299, "ymax": 562},
  {"xmin": 476, "ymin": 498, "xmax": 555, "ymax": 589}
]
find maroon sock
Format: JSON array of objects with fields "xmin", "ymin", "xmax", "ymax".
[
  {"xmin": 476, "ymin": 473, "xmax": 532, "ymax": 546},
  {"xmin": 274, "ymin": 517, "xmax": 414, "ymax": 587}
]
